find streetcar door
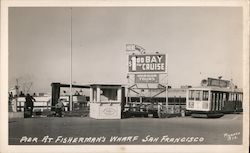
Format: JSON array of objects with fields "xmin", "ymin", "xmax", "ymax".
[
  {"xmin": 219, "ymin": 92, "xmax": 223, "ymax": 111},
  {"xmin": 211, "ymin": 92, "xmax": 216, "ymax": 111},
  {"xmin": 216, "ymin": 92, "xmax": 219, "ymax": 111},
  {"xmin": 211, "ymin": 91, "xmax": 221, "ymax": 111}
]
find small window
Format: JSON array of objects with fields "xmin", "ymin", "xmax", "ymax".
[
  {"xmin": 229, "ymin": 93, "xmax": 232, "ymax": 101},
  {"xmin": 223, "ymin": 93, "xmax": 226, "ymax": 101},
  {"xmin": 100, "ymin": 88, "xmax": 118, "ymax": 102},
  {"xmin": 222, "ymin": 93, "xmax": 226, "ymax": 107},
  {"xmin": 93, "ymin": 88, "xmax": 97, "ymax": 102},
  {"xmin": 195, "ymin": 90, "xmax": 201, "ymax": 101},
  {"xmin": 239, "ymin": 93, "xmax": 243, "ymax": 101},
  {"xmin": 202, "ymin": 91, "xmax": 209, "ymax": 101},
  {"xmin": 232, "ymin": 93, "xmax": 236, "ymax": 101},
  {"xmin": 235, "ymin": 94, "xmax": 238, "ymax": 101},
  {"xmin": 189, "ymin": 90, "xmax": 194, "ymax": 100}
]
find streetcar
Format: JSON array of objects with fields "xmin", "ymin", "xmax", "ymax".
[{"xmin": 186, "ymin": 85, "xmax": 243, "ymax": 118}]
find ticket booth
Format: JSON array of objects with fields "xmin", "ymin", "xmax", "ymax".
[{"xmin": 89, "ymin": 84, "xmax": 123, "ymax": 119}]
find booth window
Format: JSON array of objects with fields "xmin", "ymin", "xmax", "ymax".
[
  {"xmin": 100, "ymin": 88, "xmax": 118, "ymax": 102},
  {"xmin": 93, "ymin": 88, "xmax": 97, "ymax": 102}
]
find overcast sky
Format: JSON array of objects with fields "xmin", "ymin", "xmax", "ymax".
[{"xmin": 9, "ymin": 7, "xmax": 243, "ymax": 93}]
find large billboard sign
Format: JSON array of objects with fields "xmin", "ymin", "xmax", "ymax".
[
  {"xmin": 128, "ymin": 54, "xmax": 166, "ymax": 72},
  {"xmin": 135, "ymin": 74, "xmax": 159, "ymax": 83}
]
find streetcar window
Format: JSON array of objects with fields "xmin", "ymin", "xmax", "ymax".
[
  {"xmin": 233, "ymin": 93, "xmax": 236, "ymax": 101},
  {"xmin": 223, "ymin": 93, "xmax": 226, "ymax": 101},
  {"xmin": 222, "ymin": 93, "xmax": 226, "ymax": 107},
  {"xmin": 238, "ymin": 93, "xmax": 242, "ymax": 101},
  {"xmin": 195, "ymin": 90, "xmax": 201, "ymax": 101},
  {"xmin": 239, "ymin": 93, "xmax": 243, "ymax": 101},
  {"xmin": 211, "ymin": 93, "xmax": 216, "ymax": 111},
  {"xmin": 220, "ymin": 93, "xmax": 223, "ymax": 109},
  {"xmin": 202, "ymin": 91, "xmax": 209, "ymax": 101},
  {"xmin": 231, "ymin": 93, "xmax": 234, "ymax": 101},
  {"xmin": 189, "ymin": 90, "xmax": 194, "ymax": 100},
  {"xmin": 229, "ymin": 93, "xmax": 232, "ymax": 101}
]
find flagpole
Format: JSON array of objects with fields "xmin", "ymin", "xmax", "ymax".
[{"xmin": 70, "ymin": 7, "xmax": 73, "ymax": 111}]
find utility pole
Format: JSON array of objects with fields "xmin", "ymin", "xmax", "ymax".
[
  {"xmin": 69, "ymin": 7, "xmax": 73, "ymax": 111},
  {"xmin": 165, "ymin": 55, "xmax": 168, "ymax": 111},
  {"xmin": 14, "ymin": 79, "xmax": 19, "ymax": 112}
]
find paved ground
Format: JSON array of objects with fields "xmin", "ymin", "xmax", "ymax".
[{"xmin": 9, "ymin": 114, "xmax": 242, "ymax": 145}]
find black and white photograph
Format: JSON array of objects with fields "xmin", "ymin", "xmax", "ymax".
[{"xmin": 1, "ymin": 0, "xmax": 249, "ymax": 153}]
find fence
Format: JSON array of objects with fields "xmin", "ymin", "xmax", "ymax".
[{"xmin": 10, "ymin": 95, "xmax": 88, "ymax": 113}]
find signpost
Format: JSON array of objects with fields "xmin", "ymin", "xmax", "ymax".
[{"xmin": 126, "ymin": 45, "xmax": 168, "ymax": 115}]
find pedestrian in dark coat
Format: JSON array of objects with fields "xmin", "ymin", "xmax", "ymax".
[
  {"xmin": 55, "ymin": 99, "xmax": 64, "ymax": 117},
  {"xmin": 25, "ymin": 93, "xmax": 36, "ymax": 117}
]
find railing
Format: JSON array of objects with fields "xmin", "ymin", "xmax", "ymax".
[
  {"xmin": 10, "ymin": 96, "xmax": 88, "ymax": 112},
  {"xmin": 12, "ymin": 97, "xmax": 51, "ymax": 112}
]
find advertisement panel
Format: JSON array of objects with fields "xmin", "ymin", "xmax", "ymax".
[
  {"xmin": 135, "ymin": 74, "xmax": 159, "ymax": 83},
  {"xmin": 128, "ymin": 54, "xmax": 166, "ymax": 72}
]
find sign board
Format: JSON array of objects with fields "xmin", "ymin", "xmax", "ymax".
[
  {"xmin": 128, "ymin": 54, "xmax": 166, "ymax": 72},
  {"xmin": 207, "ymin": 78, "xmax": 230, "ymax": 88},
  {"xmin": 126, "ymin": 44, "xmax": 145, "ymax": 54},
  {"xmin": 135, "ymin": 74, "xmax": 159, "ymax": 83}
]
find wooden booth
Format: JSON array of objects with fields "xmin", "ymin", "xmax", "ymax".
[{"xmin": 89, "ymin": 84, "xmax": 125, "ymax": 119}]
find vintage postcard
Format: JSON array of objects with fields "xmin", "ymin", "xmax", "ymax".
[{"xmin": 1, "ymin": 0, "xmax": 249, "ymax": 153}]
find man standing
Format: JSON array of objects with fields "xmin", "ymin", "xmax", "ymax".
[
  {"xmin": 25, "ymin": 93, "xmax": 36, "ymax": 117},
  {"xmin": 55, "ymin": 99, "xmax": 64, "ymax": 117}
]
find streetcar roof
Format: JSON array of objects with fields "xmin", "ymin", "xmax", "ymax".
[{"xmin": 187, "ymin": 86, "xmax": 243, "ymax": 93}]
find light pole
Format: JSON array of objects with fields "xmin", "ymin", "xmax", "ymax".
[{"xmin": 69, "ymin": 7, "xmax": 73, "ymax": 111}]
